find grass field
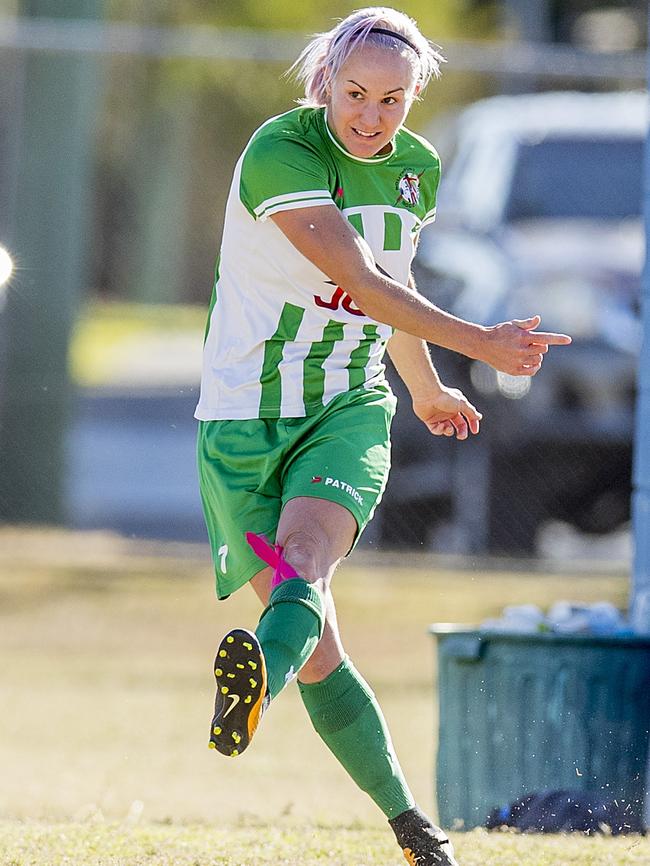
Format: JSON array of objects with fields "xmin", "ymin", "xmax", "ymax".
[
  {"xmin": 0, "ymin": 526, "xmax": 645, "ymax": 865},
  {"xmin": 1, "ymin": 821, "xmax": 649, "ymax": 866}
]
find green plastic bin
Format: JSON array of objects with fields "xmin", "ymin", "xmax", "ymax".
[{"xmin": 430, "ymin": 625, "xmax": 650, "ymax": 830}]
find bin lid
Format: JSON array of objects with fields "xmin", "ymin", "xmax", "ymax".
[{"xmin": 428, "ymin": 623, "xmax": 650, "ymax": 648}]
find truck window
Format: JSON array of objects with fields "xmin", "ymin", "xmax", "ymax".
[{"xmin": 505, "ymin": 138, "xmax": 643, "ymax": 221}]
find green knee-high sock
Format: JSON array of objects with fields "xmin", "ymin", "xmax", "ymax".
[
  {"xmin": 298, "ymin": 656, "xmax": 415, "ymax": 819},
  {"xmin": 255, "ymin": 578, "xmax": 325, "ymax": 700}
]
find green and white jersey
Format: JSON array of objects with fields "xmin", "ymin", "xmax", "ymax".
[{"xmin": 195, "ymin": 106, "xmax": 440, "ymax": 421}]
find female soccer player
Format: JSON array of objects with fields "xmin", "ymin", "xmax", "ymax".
[{"xmin": 195, "ymin": 8, "xmax": 571, "ymax": 864}]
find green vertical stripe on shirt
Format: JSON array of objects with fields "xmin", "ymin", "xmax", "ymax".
[
  {"xmin": 347, "ymin": 325, "xmax": 380, "ymax": 391},
  {"xmin": 347, "ymin": 213, "xmax": 365, "ymax": 237},
  {"xmin": 303, "ymin": 319, "xmax": 345, "ymax": 409},
  {"xmin": 383, "ymin": 212, "xmax": 402, "ymax": 251},
  {"xmin": 259, "ymin": 302, "xmax": 305, "ymax": 415}
]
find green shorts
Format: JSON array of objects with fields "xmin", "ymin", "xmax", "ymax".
[{"xmin": 197, "ymin": 386, "xmax": 396, "ymax": 599}]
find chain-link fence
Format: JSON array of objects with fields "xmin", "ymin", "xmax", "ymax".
[{"xmin": 0, "ymin": 12, "xmax": 646, "ymax": 556}]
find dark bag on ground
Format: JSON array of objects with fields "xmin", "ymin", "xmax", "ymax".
[{"xmin": 485, "ymin": 789, "xmax": 644, "ymax": 834}]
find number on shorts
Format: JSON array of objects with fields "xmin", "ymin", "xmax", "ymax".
[{"xmin": 218, "ymin": 544, "xmax": 228, "ymax": 573}]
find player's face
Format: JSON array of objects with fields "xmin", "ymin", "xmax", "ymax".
[{"xmin": 327, "ymin": 45, "xmax": 420, "ymax": 158}]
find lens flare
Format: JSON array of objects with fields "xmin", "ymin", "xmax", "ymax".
[{"xmin": 0, "ymin": 246, "xmax": 13, "ymax": 288}]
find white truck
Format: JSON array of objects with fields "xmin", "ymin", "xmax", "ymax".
[{"xmin": 381, "ymin": 91, "xmax": 646, "ymax": 554}]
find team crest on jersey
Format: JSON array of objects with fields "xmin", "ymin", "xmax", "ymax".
[{"xmin": 396, "ymin": 170, "xmax": 422, "ymax": 207}]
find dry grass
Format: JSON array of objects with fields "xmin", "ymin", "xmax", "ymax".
[
  {"xmin": 1, "ymin": 527, "xmax": 643, "ymax": 864},
  {"xmin": 0, "ymin": 526, "xmax": 630, "ymax": 830},
  {"xmin": 1, "ymin": 821, "xmax": 649, "ymax": 866}
]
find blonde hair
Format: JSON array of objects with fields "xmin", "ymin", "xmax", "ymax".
[{"xmin": 289, "ymin": 7, "xmax": 445, "ymax": 107}]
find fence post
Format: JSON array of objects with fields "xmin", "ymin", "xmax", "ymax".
[
  {"xmin": 0, "ymin": 0, "xmax": 103, "ymax": 523},
  {"xmin": 630, "ymin": 18, "xmax": 650, "ymax": 629}
]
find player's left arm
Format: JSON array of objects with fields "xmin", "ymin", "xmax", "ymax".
[{"xmin": 387, "ymin": 276, "xmax": 482, "ymax": 441}]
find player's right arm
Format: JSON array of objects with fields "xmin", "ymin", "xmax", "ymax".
[{"xmin": 270, "ymin": 204, "xmax": 571, "ymax": 376}]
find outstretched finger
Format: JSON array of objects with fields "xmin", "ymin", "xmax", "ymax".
[{"xmin": 528, "ymin": 331, "xmax": 572, "ymax": 346}]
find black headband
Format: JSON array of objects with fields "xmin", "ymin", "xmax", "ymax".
[{"xmin": 369, "ymin": 27, "xmax": 421, "ymax": 56}]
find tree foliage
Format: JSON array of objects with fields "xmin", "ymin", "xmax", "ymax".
[
  {"xmin": 97, "ymin": 1, "xmax": 497, "ymax": 302},
  {"xmin": 107, "ymin": 0, "xmax": 498, "ymax": 40}
]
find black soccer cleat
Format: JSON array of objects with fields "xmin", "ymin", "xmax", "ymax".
[
  {"xmin": 208, "ymin": 628, "xmax": 268, "ymax": 757},
  {"xmin": 389, "ymin": 807, "xmax": 460, "ymax": 866}
]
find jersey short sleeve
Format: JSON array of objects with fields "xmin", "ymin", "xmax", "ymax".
[
  {"xmin": 239, "ymin": 126, "xmax": 334, "ymax": 222},
  {"xmin": 413, "ymin": 137, "xmax": 441, "ymax": 230}
]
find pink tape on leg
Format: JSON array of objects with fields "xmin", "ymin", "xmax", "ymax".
[
  {"xmin": 270, "ymin": 552, "xmax": 297, "ymax": 588},
  {"xmin": 245, "ymin": 532, "xmax": 279, "ymax": 568},
  {"xmin": 245, "ymin": 532, "xmax": 298, "ymax": 588}
]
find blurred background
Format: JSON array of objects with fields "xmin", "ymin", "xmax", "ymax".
[
  {"xmin": 0, "ymin": 0, "xmax": 647, "ymax": 561},
  {"xmin": 2, "ymin": 0, "xmax": 650, "ymax": 840}
]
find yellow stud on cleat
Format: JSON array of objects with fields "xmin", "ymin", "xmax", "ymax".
[
  {"xmin": 213, "ymin": 726, "xmax": 222, "ymax": 736},
  {"xmin": 215, "ymin": 668, "xmax": 223, "ymax": 676},
  {"xmin": 221, "ymin": 686, "xmax": 229, "ymax": 694},
  {"xmin": 208, "ymin": 742, "xmax": 216, "ymax": 749},
  {"xmin": 244, "ymin": 695, "xmax": 252, "ymax": 704},
  {"xmin": 236, "ymin": 663, "xmax": 245, "ymax": 669},
  {"xmin": 243, "ymin": 642, "xmax": 253, "ymax": 651},
  {"xmin": 232, "ymin": 732, "xmax": 241, "ymax": 744},
  {"xmin": 227, "ymin": 673, "xmax": 236, "ymax": 679},
  {"xmin": 231, "ymin": 749, "xmax": 239, "ymax": 756},
  {"xmin": 226, "ymin": 636, "xmax": 235, "ymax": 644},
  {"xmin": 249, "ymin": 678, "xmax": 257, "ymax": 688},
  {"xmin": 219, "ymin": 650, "xmax": 227, "ymax": 658},
  {"xmin": 248, "ymin": 660, "xmax": 257, "ymax": 670}
]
